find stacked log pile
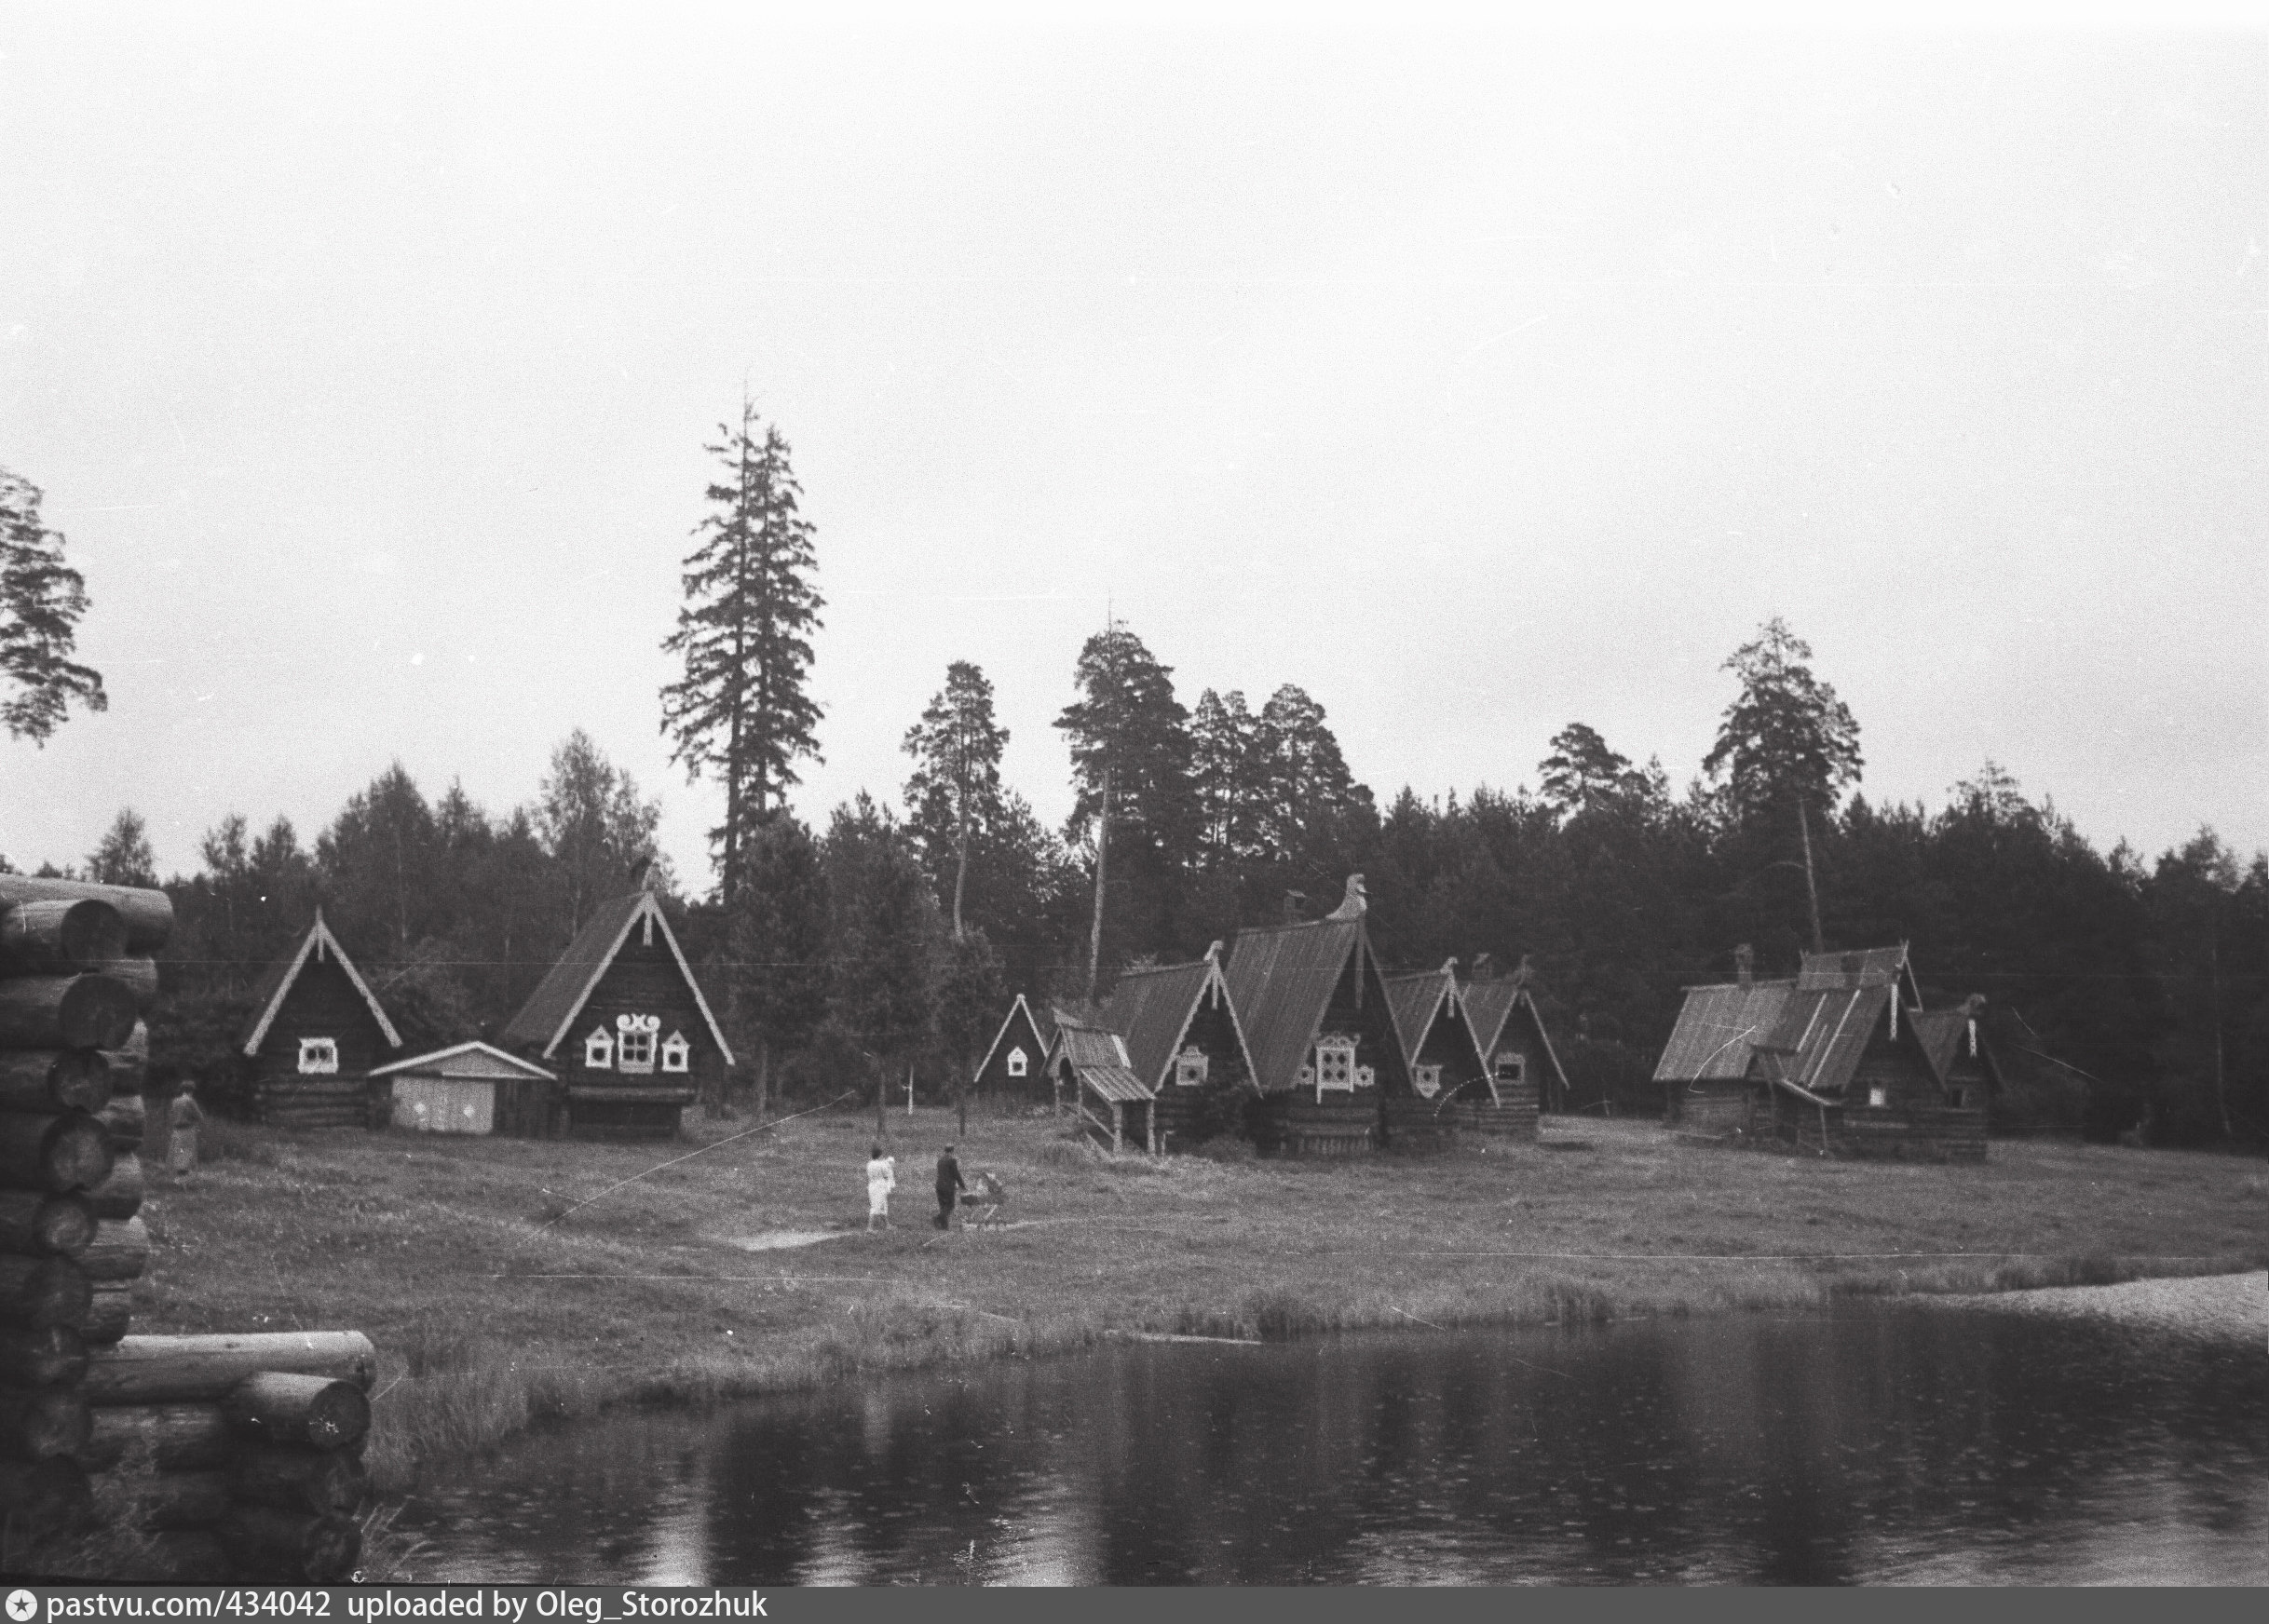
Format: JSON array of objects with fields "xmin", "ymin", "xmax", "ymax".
[
  {"xmin": 83, "ymin": 1335, "xmax": 374, "ymax": 1582},
  {"xmin": 1, "ymin": 876, "xmax": 374, "ymax": 1581},
  {"xmin": 0, "ymin": 877, "xmax": 149, "ymax": 1552}
]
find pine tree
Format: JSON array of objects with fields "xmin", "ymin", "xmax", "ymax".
[
  {"xmin": 1, "ymin": 467, "xmax": 106, "ymax": 744},
  {"xmin": 660, "ymin": 401, "xmax": 825, "ymax": 908},
  {"xmin": 1054, "ymin": 619, "xmax": 1194, "ymax": 997},
  {"xmin": 903, "ymin": 661, "xmax": 1009, "ymax": 938}
]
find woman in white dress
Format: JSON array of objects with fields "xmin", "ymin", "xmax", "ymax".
[{"xmin": 864, "ymin": 1145, "xmax": 896, "ymax": 1230}]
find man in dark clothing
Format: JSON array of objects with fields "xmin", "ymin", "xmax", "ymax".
[{"xmin": 935, "ymin": 1144, "xmax": 966, "ymax": 1230}]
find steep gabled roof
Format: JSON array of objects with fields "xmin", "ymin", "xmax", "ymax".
[
  {"xmin": 238, "ymin": 910, "xmax": 402, "ymax": 1056},
  {"xmin": 1910, "ymin": 997, "xmax": 1999, "ymax": 1092},
  {"xmin": 1652, "ymin": 979, "xmax": 1796, "ymax": 1083},
  {"xmin": 1751, "ymin": 946, "xmax": 1910, "ymax": 1097},
  {"xmin": 498, "ymin": 890, "xmax": 734, "ymax": 1064},
  {"xmin": 1385, "ymin": 965, "xmax": 1456, "ymax": 1071},
  {"xmin": 1098, "ymin": 946, "xmax": 1258, "ymax": 1093},
  {"xmin": 971, "ymin": 994, "xmax": 1050, "ymax": 1084},
  {"xmin": 1462, "ymin": 969, "xmax": 1574, "ymax": 1098},
  {"xmin": 370, "ymin": 1040, "xmax": 555, "ymax": 1082},
  {"xmin": 1224, "ymin": 914, "xmax": 1386, "ymax": 1094}
]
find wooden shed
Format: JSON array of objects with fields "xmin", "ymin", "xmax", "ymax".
[
  {"xmin": 1048, "ymin": 1014, "xmax": 1154, "ymax": 1155},
  {"xmin": 498, "ymin": 887, "xmax": 733, "ymax": 1140},
  {"xmin": 1097, "ymin": 941, "xmax": 1257, "ymax": 1151},
  {"xmin": 234, "ymin": 910, "xmax": 402, "ymax": 1129},
  {"xmin": 371, "ymin": 1041, "xmax": 557, "ymax": 1137},
  {"xmin": 1460, "ymin": 956, "xmax": 1567, "ymax": 1123},
  {"xmin": 1223, "ymin": 875, "xmax": 1413, "ymax": 1157},
  {"xmin": 971, "ymin": 994, "xmax": 1054, "ymax": 1106},
  {"xmin": 1383, "ymin": 960, "xmax": 1501, "ymax": 1148}
]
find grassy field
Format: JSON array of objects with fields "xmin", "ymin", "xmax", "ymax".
[{"xmin": 119, "ymin": 1104, "xmax": 2268, "ymax": 1493}]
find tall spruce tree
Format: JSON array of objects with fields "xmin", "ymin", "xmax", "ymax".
[
  {"xmin": 903, "ymin": 660, "xmax": 1010, "ymax": 939},
  {"xmin": 661, "ymin": 400, "xmax": 825, "ymax": 907},
  {"xmin": 1, "ymin": 467, "xmax": 106, "ymax": 744},
  {"xmin": 732, "ymin": 811, "xmax": 833, "ymax": 1122}
]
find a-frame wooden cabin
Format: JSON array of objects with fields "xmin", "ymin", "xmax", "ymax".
[
  {"xmin": 499, "ymin": 887, "xmax": 733, "ymax": 1140},
  {"xmin": 1383, "ymin": 959, "xmax": 1501, "ymax": 1148},
  {"xmin": 1461, "ymin": 954, "xmax": 1566, "ymax": 1126},
  {"xmin": 235, "ymin": 909, "xmax": 402, "ymax": 1128},
  {"xmin": 1222, "ymin": 875, "xmax": 1413, "ymax": 1157},
  {"xmin": 971, "ymin": 994, "xmax": 1053, "ymax": 1106},
  {"xmin": 1097, "ymin": 941, "xmax": 1258, "ymax": 1151}
]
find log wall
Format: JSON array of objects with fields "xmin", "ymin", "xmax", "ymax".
[
  {"xmin": 1253, "ymin": 1096, "xmax": 1378, "ymax": 1157},
  {"xmin": 1, "ymin": 877, "xmax": 374, "ymax": 1580}
]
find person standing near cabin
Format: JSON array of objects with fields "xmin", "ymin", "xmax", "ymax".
[
  {"xmin": 934, "ymin": 1143, "xmax": 966, "ymax": 1230},
  {"xmin": 168, "ymin": 1081, "xmax": 204, "ymax": 1179},
  {"xmin": 865, "ymin": 1145, "xmax": 896, "ymax": 1230}
]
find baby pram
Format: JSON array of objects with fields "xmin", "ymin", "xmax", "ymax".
[{"xmin": 958, "ymin": 1171, "xmax": 1008, "ymax": 1226}]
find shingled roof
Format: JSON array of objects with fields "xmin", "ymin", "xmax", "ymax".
[
  {"xmin": 1651, "ymin": 979, "xmax": 1796, "ymax": 1083},
  {"xmin": 1097, "ymin": 945, "xmax": 1257, "ymax": 1093},
  {"xmin": 1384, "ymin": 963, "xmax": 1458, "ymax": 1071},
  {"xmin": 1751, "ymin": 945, "xmax": 1911, "ymax": 1098},
  {"xmin": 1909, "ymin": 996, "xmax": 1996, "ymax": 1090},
  {"xmin": 1050, "ymin": 1014, "xmax": 1149, "ymax": 1102},
  {"xmin": 238, "ymin": 910, "xmax": 402, "ymax": 1057},
  {"xmin": 1223, "ymin": 914, "xmax": 1398, "ymax": 1094},
  {"xmin": 499, "ymin": 889, "xmax": 733, "ymax": 1064},
  {"xmin": 370, "ymin": 1040, "xmax": 555, "ymax": 1082},
  {"xmin": 1462, "ymin": 966, "xmax": 1572, "ymax": 1100}
]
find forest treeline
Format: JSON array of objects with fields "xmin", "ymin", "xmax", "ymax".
[{"xmin": 8, "ymin": 624, "xmax": 2262, "ymax": 1149}]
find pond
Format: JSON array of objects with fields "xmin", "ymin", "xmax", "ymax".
[{"xmin": 393, "ymin": 1303, "xmax": 2267, "ymax": 1585}]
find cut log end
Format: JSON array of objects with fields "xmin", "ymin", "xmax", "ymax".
[{"xmin": 0, "ymin": 898, "xmax": 128, "ymax": 974}]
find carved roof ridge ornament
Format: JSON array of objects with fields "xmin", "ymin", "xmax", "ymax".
[{"xmin": 1325, "ymin": 873, "xmax": 1367, "ymax": 921}]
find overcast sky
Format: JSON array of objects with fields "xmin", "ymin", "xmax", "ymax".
[{"xmin": 3, "ymin": 7, "xmax": 2262, "ymax": 887}]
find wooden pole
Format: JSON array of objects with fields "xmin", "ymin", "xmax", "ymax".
[
  {"xmin": 1798, "ymin": 797, "xmax": 1826, "ymax": 955},
  {"xmin": 1085, "ymin": 765, "xmax": 1111, "ymax": 1004}
]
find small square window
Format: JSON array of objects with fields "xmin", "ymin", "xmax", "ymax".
[
  {"xmin": 1868, "ymin": 1086, "xmax": 1888, "ymax": 1109},
  {"xmin": 1494, "ymin": 1053, "xmax": 1526, "ymax": 1086},
  {"xmin": 660, "ymin": 1032, "xmax": 690, "ymax": 1074},
  {"xmin": 1413, "ymin": 1063, "xmax": 1443, "ymax": 1099},
  {"xmin": 584, "ymin": 1028, "xmax": 614, "ymax": 1069},
  {"xmin": 1006, "ymin": 1047, "xmax": 1027, "ymax": 1078},
  {"xmin": 1948, "ymin": 1087, "xmax": 1967, "ymax": 1109},
  {"xmin": 296, "ymin": 1037, "xmax": 337, "ymax": 1075},
  {"xmin": 618, "ymin": 1026, "xmax": 657, "ymax": 1073},
  {"xmin": 1175, "ymin": 1047, "xmax": 1208, "ymax": 1087}
]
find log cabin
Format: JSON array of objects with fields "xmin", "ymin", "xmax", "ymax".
[
  {"xmin": 1095, "ymin": 941, "xmax": 1257, "ymax": 1151},
  {"xmin": 498, "ymin": 888, "xmax": 732, "ymax": 1140},
  {"xmin": 1660, "ymin": 945, "xmax": 1990, "ymax": 1161},
  {"xmin": 369, "ymin": 1041, "xmax": 556, "ymax": 1138},
  {"xmin": 234, "ymin": 912, "xmax": 402, "ymax": 1129},
  {"xmin": 1459, "ymin": 954, "xmax": 1566, "ymax": 1126},
  {"xmin": 1223, "ymin": 875, "xmax": 1413, "ymax": 1157},
  {"xmin": 1382, "ymin": 960, "xmax": 1498, "ymax": 1148},
  {"xmin": 970, "ymin": 994, "xmax": 1053, "ymax": 1106}
]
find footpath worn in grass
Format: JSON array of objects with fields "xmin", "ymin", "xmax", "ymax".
[{"xmin": 125, "ymin": 1109, "xmax": 2267, "ymax": 1492}]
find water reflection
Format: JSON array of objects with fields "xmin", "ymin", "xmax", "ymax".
[{"xmin": 398, "ymin": 1306, "xmax": 2268, "ymax": 1585}]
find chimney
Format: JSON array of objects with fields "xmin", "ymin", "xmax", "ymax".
[
  {"xmin": 1282, "ymin": 891, "xmax": 1308, "ymax": 923},
  {"xmin": 1734, "ymin": 943, "xmax": 1754, "ymax": 986}
]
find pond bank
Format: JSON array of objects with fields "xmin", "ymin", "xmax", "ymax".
[
  {"xmin": 124, "ymin": 1109, "xmax": 2269, "ymax": 1495},
  {"xmin": 1934, "ymin": 1266, "xmax": 2266, "ymax": 1344}
]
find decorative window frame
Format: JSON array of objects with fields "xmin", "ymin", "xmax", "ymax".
[
  {"xmin": 1413, "ymin": 1063, "xmax": 1443, "ymax": 1099},
  {"xmin": 296, "ymin": 1036, "xmax": 339, "ymax": 1076},
  {"xmin": 1313, "ymin": 1038, "xmax": 1356, "ymax": 1098},
  {"xmin": 616, "ymin": 1013, "xmax": 659, "ymax": 1074},
  {"xmin": 1494, "ymin": 1052, "xmax": 1527, "ymax": 1087},
  {"xmin": 1175, "ymin": 1047, "xmax": 1208, "ymax": 1088},
  {"xmin": 660, "ymin": 1031, "xmax": 690, "ymax": 1074},
  {"xmin": 584, "ymin": 1027, "xmax": 614, "ymax": 1070},
  {"xmin": 1006, "ymin": 1047, "xmax": 1028, "ymax": 1078}
]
